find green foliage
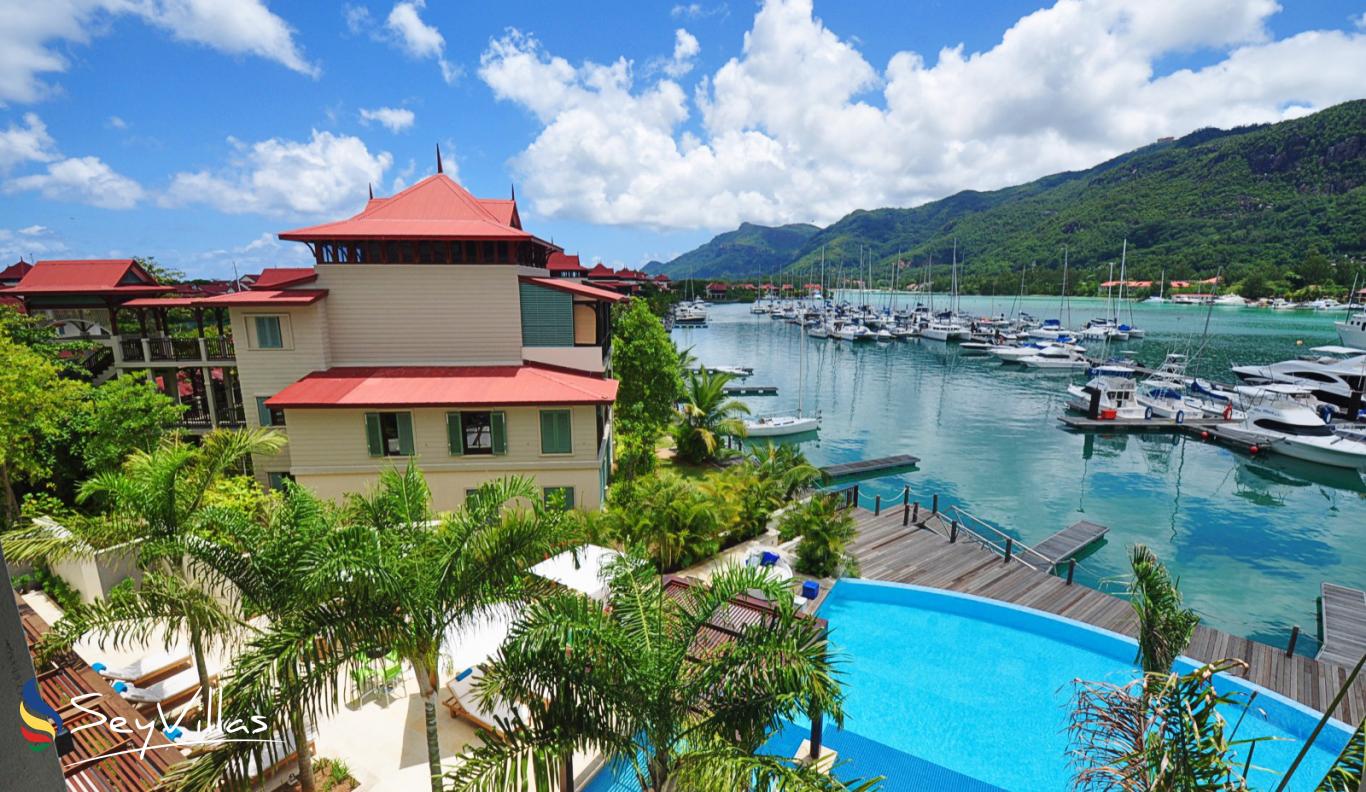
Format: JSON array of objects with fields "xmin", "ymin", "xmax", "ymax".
[
  {"xmin": 73, "ymin": 374, "xmax": 187, "ymax": 474},
  {"xmin": 747, "ymin": 443, "xmax": 823, "ymax": 499},
  {"xmin": 703, "ymin": 465, "xmax": 780, "ymax": 546},
  {"xmin": 29, "ymin": 566, "xmax": 82, "ymax": 612},
  {"xmin": 444, "ymin": 556, "xmax": 877, "ymax": 792},
  {"xmin": 18, "ymin": 491, "xmax": 76, "ymax": 525},
  {"xmin": 0, "ymin": 332, "xmax": 88, "ymax": 524},
  {"xmin": 134, "ymin": 255, "xmax": 185, "ymax": 284},
  {"xmin": 202, "ymin": 475, "xmax": 275, "ymax": 524},
  {"xmin": 312, "ymin": 758, "xmax": 355, "ymax": 791},
  {"xmin": 613, "ymin": 430, "xmax": 658, "ymax": 479},
  {"xmin": 654, "ymin": 101, "xmax": 1366, "ymax": 292},
  {"xmin": 673, "ymin": 370, "xmax": 749, "ymax": 465},
  {"xmin": 611, "ymin": 299, "xmax": 682, "ymax": 443},
  {"xmin": 1129, "ymin": 544, "xmax": 1199, "ymax": 675},
  {"xmin": 1317, "ymin": 719, "xmax": 1364, "ymax": 792},
  {"xmin": 778, "ymin": 496, "xmax": 859, "ymax": 578},
  {"xmin": 602, "ymin": 471, "xmax": 724, "ymax": 572}
]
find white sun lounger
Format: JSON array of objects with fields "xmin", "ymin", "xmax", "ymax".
[
  {"xmin": 93, "ymin": 651, "xmax": 190, "ymax": 687},
  {"xmin": 443, "ymin": 667, "xmax": 526, "ymax": 734},
  {"xmin": 119, "ymin": 667, "xmax": 203, "ymax": 706}
]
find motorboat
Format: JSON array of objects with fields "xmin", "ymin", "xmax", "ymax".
[
  {"xmin": 1213, "ymin": 294, "xmax": 1247, "ymax": 306},
  {"xmin": 1337, "ymin": 311, "xmax": 1366, "ymax": 349},
  {"xmin": 1019, "ymin": 347, "xmax": 1090, "ymax": 371},
  {"xmin": 744, "ymin": 414, "xmax": 820, "ymax": 437},
  {"xmin": 1134, "ymin": 354, "xmax": 1217, "ymax": 420},
  {"xmin": 1231, "ymin": 345, "xmax": 1366, "ymax": 419},
  {"xmin": 1234, "ymin": 385, "xmax": 1366, "ymax": 470},
  {"xmin": 1028, "ymin": 318, "xmax": 1068, "ymax": 341},
  {"xmin": 708, "ymin": 365, "xmax": 754, "ymax": 378},
  {"xmin": 921, "ymin": 321, "xmax": 967, "ymax": 342},
  {"xmin": 875, "ymin": 328, "xmax": 894, "ymax": 342},
  {"xmin": 959, "ymin": 342, "xmax": 993, "ymax": 356},
  {"xmin": 1066, "ymin": 367, "xmax": 1147, "ymax": 419},
  {"xmin": 1310, "ymin": 298, "xmax": 1345, "ymax": 311}
]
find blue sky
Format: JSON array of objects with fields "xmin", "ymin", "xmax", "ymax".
[{"xmin": 1, "ymin": 0, "xmax": 1363, "ymax": 279}]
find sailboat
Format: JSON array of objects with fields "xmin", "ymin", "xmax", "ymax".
[
  {"xmin": 746, "ymin": 314, "xmax": 820, "ymax": 437},
  {"xmin": 1143, "ymin": 268, "xmax": 1167, "ymax": 303}
]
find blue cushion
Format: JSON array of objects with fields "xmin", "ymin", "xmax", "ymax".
[
  {"xmin": 760, "ymin": 551, "xmax": 780, "ymax": 567},
  {"xmin": 113, "ymin": 681, "xmax": 127, "ymax": 693},
  {"xmin": 164, "ymin": 727, "xmax": 183, "ymax": 740},
  {"xmin": 91, "ymin": 662, "xmax": 106, "ymax": 672},
  {"xmin": 801, "ymin": 581, "xmax": 820, "ymax": 599},
  {"xmin": 455, "ymin": 667, "xmax": 474, "ymax": 682}
]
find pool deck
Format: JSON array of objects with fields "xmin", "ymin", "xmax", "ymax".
[{"xmin": 844, "ymin": 504, "xmax": 1366, "ymax": 725}]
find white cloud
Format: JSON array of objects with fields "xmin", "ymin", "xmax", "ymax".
[
  {"xmin": 5, "ymin": 155, "xmax": 145, "ymax": 209},
  {"xmin": 343, "ymin": 4, "xmax": 372, "ymax": 34},
  {"xmin": 662, "ymin": 29, "xmax": 700, "ymax": 77},
  {"xmin": 1356, "ymin": 11, "xmax": 1366, "ymax": 31},
  {"xmin": 0, "ymin": 224, "xmax": 66, "ymax": 260},
  {"xmin": 480, "ymin": 0, "xmax": 1366, "ymax": 231},
  {"xmin": 163, "ymin": 130, "xmax": 392, "ymax": 216},
  {"xmin": 0, "ymin": 0, "xmax": 317, "ymax": 104},
  {"xmin": 384, "ymin": 0, "xmax": 460, "ymax": 83},
  {"xmin": 672, "ymin": 3, "xmax": 727, "ymax": 20},
  {"xmin": 107, "ymin": 115, "xmax": 127, "ymax": 129},
  {"xmin": 0, "ymin": 113, "xmax": 57, "ymax": 171},
  {"xmin": 18, "ymin": 224, "xmax": 49, "ymax": 235},
  {"xmin": 359, "ymin": 106, "xmax": 416, "ymax": 133}
]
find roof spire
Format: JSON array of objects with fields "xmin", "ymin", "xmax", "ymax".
[
  {"xmin": 510, "ymin": 183, "xmax": 516, "ymax": 202},
  {"xmin": 436, "ymin": 143, "xmax": 443, "ymax": 174},
  {"xmin": 368, "ymin": 182, "xmax": 374, "ymax": 200}
]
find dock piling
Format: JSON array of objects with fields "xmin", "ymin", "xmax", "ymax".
[
  {"xmin": 1286, "ymin": 625, "xmax": 1300, "ymax": 657},
  {"xmin": 902, "ymin": 486, "xmax": 909, "ymax": 506},
  {"xmin": 874, "ymin": 495, "xmax": 881, "ymax": 516},
  {"xmin": 949, "ymin": 520, "xmax": 958, "ymax": 543},
  {"xmin": 1004, "ymin": 538, "xmax": 1014, "ymax": 563},
  {"xmin": 911, "ymin": 502, "xmax": 920, "ymax": 523},
  {"xmin": 932, "ymin": 494, "xmax": 939, "ymax": 515},
  {"xmin": 1066, "ymin": 559, "xmax": 1076, "ymax": 585}
]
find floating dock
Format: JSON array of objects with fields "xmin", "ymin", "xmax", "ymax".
[
  {"xmin": 1058, "ymin": 415, "xmax": 1230, "ymax": 431},
  {"xmin": 1318, "ymin": 583, "xmax": 1366, "ymax": 668},
  {"xmin": 1030, "ymin": 520, "xmax": 1109, "ymax": 566},
  {"xmin": 820, "ymin": 454, "xmax": 921, "ymax": 480},
  {"xmin": 724, "ymin": 384, "xmax": 778, "ymax": 396}
]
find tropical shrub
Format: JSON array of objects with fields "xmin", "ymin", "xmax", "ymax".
[
  {"xmin": 603, "ymin": 471, "xmax": 723, "ymax": 572},
  {"xmin": 1129, "ymin": 544, "xmax": 1199, "ymax": 675},
  {"xmin": 779, "ymin": 495, "xmax": 859, "ymax": 578},
  {"xmin": 747, "ymin": 443, "xmax": 823, "ymax": 499},
  {"xmin": 611, "ymin": 299, "xmax": 682, "ymax": 443},
  {"xmin": 673, "ymin": 370, "xmax": 749, "ymax": 465},
  {"xmin": 704, "ymin": 464, "xmax": 778, "ymax": 547},
  {"xmin": 614, "ymin": 429, "xmax": 659, "ymax": 480}
]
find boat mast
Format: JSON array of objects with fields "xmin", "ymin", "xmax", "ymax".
[{"xmin": 1061, "ymin": 246, "xmax": 1071, "ymax": 328}]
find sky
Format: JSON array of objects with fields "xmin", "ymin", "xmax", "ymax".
[{"xmin": 0, "ymin": 0, "xmax": 1364, "ymax": 279}]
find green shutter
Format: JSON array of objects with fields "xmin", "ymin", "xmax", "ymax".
[
  {"xmin": 446, "ymin": 412, "xmax": 463, "ymax": 455},
  {"xmin": 256, "ymin": 397, "xmax": 272, "ymax": 427},
  {"xmin": 396, "ymin": 413, "xmax": 414, "ymax": 456},
  {"xmin": 364, "ymin": 413, "xmax": 382, "ymax": 457},
  {"xmin": 541, "ymin": 410, "xmax": 571, "ymax": 454},
  {"xmin": 519, "ymin": 283, "xmax": 574, "ymax": 346},
  {"xmin": 491, "ymin": 411, "xmax": 507, "ymax": 455}
]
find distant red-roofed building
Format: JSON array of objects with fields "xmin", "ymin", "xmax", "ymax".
[
  {"xmin": 547, "ymin": 252, "xmax": 588, "ymax": 279},
  {"xmin": 0, "ymin": 258, "xmax": 32, "ymax": 286},
  {"xmin": 780, "ymin": 283, "xmax": 793, "ymax": 291},
  {"xmin": 706, "ymin": 282, "xmax": 729, "ymax": 297},
  {"xmin": 652, "ymin": 273, "xmax": 671, "ymax": 291},
  {"xmin": 585, "ymin": 263, "xmax": 617, "ymax": 279}
]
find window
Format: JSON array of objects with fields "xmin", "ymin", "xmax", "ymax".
[
  {"xmin": 266, "ymin": 472, "xmax": 295, "ymax": 490},
  {"xmin": 365, "ymin": 412, "xmax": 415, "ymax": 457},
  {"xmin": 543, "ymin": 486, "xmax": 575, "ymax": 509},
  {"xmin": 253, "ymin": 316, "xmax": 284, "ymax": 349},
  {"xmin": 256, "ymin": 396, "xmax": 286, "ymax": 427},
  {"xmin": 540, "ymin": 409, "xmax": 572, "ymax": 454},
  {"xmin": 447, "ymin": 411, "xmax": 506, "ymax": 455},
  {"xmin": 1251, "ymin": 418, "xmax": 1334, "ymax": 437},
  {"xmin": 1289, "ymin": 371, "xmax": 1337, "ymax": 383}
]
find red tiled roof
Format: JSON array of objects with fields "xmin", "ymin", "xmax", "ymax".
[
  {"xmin": 2, "ymin": 259, "xmax": 172, "ymax": 296},
  {"xmin": 653, "ymin": 274, "xmax": 670, "ymax": 281},
  {"xmin": 267, "ymin": 364, "xmax": 619, "ymax": 409},
  {"xmin": 0, "ymin": 259, "xmax": 32, "ymax": 282},
  {"xmin": 201, "ymin": 289, "xmax": 327, "ymax": 306},
  {"xmin": 707, "ymin": 282, "xmax": 728, "ymax": 290},
  {"xmin": 479, "ymin": 199, "xmax": 520, "ymax": 228},
  {"xmin": 547, "ymin": 252, "xmax": 587, "ymax": 273},
  {"xmin": 121, "ymin": 297, "xmax": 199, "ymax": 308},
  {"xmin": 585, "ymin": 263, "xmax": 616, "ymax": 277},
  {"xmin": 278, "ymin": 175, "xmax": 550, "ymax": 243},
  {"xmin": 250, "ymin": 267, "xmax": 317, "ymax": 289},
  {"xmin": 520, "ymin": 276, "xmax": 625, "ymax": 302}
]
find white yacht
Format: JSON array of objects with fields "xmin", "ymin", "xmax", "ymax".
[
  {"xmin": 833, "ymin": 321, "xmax": 873, "ymax": 342},
  {"xmin": 1337, "ymin": 311, "xmax": 1366, "ymax": 349},
  {"xmin": 1028, "ymin": 318, "xmax": 1068, "ymax": 341},
  {"xmin": 1134, "ymin": 354, "xmax": 1218, "ymax": 420},
  {"xmin": 1234, "ymin": 385, "xmax": 1366, "ymax": 470},
  {"xmin": 807, "ymin": 322, "xmax": 830, "ymax": 339},
  {"xmin": 1019, "ymin": 345, "xmax": 1091, "ymax": 371},
  {"xmin": 1232, "ymin": 346, "xmax": 1366, "ymax": 419},
  {"xmin": 1213, "ymin": 294, "xmax": 1247, "ymax": 306},
  {"xmin": 1066, "ymin": 366, "xmax": 1147, "ymax": 418},
  {"xmin": 744, "ymin": 414, "xmax": 820, "ymax": 437},
  {"xmin": 921, "ymin": 320, "xmax": 967, "ymax": 342}
]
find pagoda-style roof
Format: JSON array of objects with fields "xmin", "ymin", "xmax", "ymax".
[
  {"xmin": 278, "ymin": 174, "xmax": 546, "ymax": 244},
  {"xmin": 586, "ymin": 263, "xmax": 616, "ymax": 278},
  {"xmin": 547, "ymin": 252, "xmax": 587, "ymax": 274},
  {"xmin": 0, "ymin": 258, "xmax": 33, "ymax": 284},
  {"xmin": 250, "ymin": 267, "xmax": 318, "ymax": 289},
  {"xmin": 1, "ymin": 259, "xmax": 172, "ymax": 298}
]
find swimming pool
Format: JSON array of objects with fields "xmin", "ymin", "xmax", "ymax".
[{"xmin": 821, "ymin": 579, "xmax": 1352, "ymax": 791}]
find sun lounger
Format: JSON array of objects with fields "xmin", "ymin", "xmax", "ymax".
[
  {"xmin": 442, "ymin": 666, "xmax": 525, "ymax": 734},
  {"xmin": 118, "ymin": 667, "xmax": 213, "ymax": 717},
  {"xmin": 93, "ymin": 652, "xmax": 191, "ymax": 687}
]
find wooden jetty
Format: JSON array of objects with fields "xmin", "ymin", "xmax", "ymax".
[
  {"xmin": 1318, "ymin": 583, "xmax": 1366, "ymax": 669},
  {"xmin": 1030, "ymin": 520, "xmax": 1109, "ymax": 566},
  {"xmin": 724, "ymin": 384, "xmax": 778, "ymax": 396},
  {"xmin": 820, "ymin": 454, "xmax": 920, "ymax": 480},
  {"xmin": 843, "ymin": 504, "xmax": 1365, "ymax": 724},
  {"xmin": 1058, "ymin": 415, "xmax": 1230, "ymax": 431}
]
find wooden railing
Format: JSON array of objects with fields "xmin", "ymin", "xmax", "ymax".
[{"xmin": 116, "ymin": 335, "xmax": 236, "ymax": 364}]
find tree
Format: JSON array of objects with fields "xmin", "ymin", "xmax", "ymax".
[
  {"xmin": 1128, "ymin": 545, "xmax": 1199, "ymax": 675},
  {"xmin": 134, "ymin": 255, "xmax": 185, "ymax": 284},
  {"xmin": 747, "ymin": 443, "xmax": 823, "ymax": 500},
  {"xmin": 604, "ymin": 471, "xmax": 725, "ymax": 572},
  {"xmin": 1238, "ymin": 272, "xmax": 1270, "ymax": 301},
  {"xmin": 3, "ymin": 428, "xmax": 286, "ymax": 717},
  {"xmin": 611, "ymin": 300, "xmax": 682, "ymax": 442},
  {"xmin": 445, "ymin": 556, "xmax": 878, "ymax": 792},
  {"xmin": 0, "ymin": 334, "xmax": 87, "ymax": 523},
  {"xmin": 778, "ymin": 495, "xmax": 859, "ymax": 578},
  {"xmin": 74, "ymin": 373, "xmax": 186, "ymax": 473},
  {"xmin": 673, "ymin": 370, "xmax": 748, "ymax": 465}
]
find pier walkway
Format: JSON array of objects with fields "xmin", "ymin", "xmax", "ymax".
[
  {"xmin": 1319, "ymin": 583, "xmax": 1366, "ymax": 669},
  {"xmin": 820, "ymin": 455, "xmax": 921, "ymax": 480},
  {"xmin": 844, "ymin": 504, "xmax": 1365, "ymax": 724},
  {"xmin": 1030, "ymin": 520, "xmax": 1109, "ymax": 566}
]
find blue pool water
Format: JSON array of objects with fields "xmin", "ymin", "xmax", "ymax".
[{"xmin": 820, "ymin": 580, "xmax": 1351, "ymax": 791}]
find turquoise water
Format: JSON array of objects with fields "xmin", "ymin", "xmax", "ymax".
[
  {"xmin": 819, "ymin": 580, "xmax": 1348, "ymax": 791},
  {"xmin": 672, "ymin": 298, "xmax": 1366, "ymax": 651}
]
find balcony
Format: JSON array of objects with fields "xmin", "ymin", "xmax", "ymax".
[
  {"xmin": 116, "ymin": 335, "xmax": 236, "ymax": 366},
  {"xmin": 182, "ymin": 403, "xmax": 246, "ymax": 430}
]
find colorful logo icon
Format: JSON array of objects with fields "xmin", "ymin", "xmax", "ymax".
[{"xmin": 19, "ymin": 678, "xmax": 64, "ymax": 752}]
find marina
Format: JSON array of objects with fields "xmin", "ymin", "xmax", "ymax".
[{"xmin": 673, "ymin": 298, "xmax": 1366, "ymax": 651}]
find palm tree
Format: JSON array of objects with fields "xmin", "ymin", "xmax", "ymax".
[
  {"xmin": 178, "ymin": 464, "xmax": 575, "ymax": 792},
  {"xmin": 746, "ymin": 443, "xmax": 823, "ymax": 499},
  {"xmin": 3, "ymin": 428, "xmax": 285, "ymax": 717},
  {"xmin": 674, "ymin": 370, "xmax": 749, "ymax": 464},
  {"xmin": 1128, "ymin": 544, "xmax": 1199, "ymax": 675},
  {"xmin": 445, "ymin": 556, "xmax": 879, "ymax": 792}
]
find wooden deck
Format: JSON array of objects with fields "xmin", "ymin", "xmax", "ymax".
[
  {"xmin": 1318, "ymin": 583, "xmax": 1366, "ymax": 669},
  {"xmin": 846, "ymin": 505, "xmax": 1365, "ymax": 724},
  {"xmin": 820, "ymin": 454, "xmax": 921, "ymax": 480},
  {"xmin": 724, "ymin": 384, "xmax": 778, "ymax": 396},
  {"xmin": 1058, "ymin": 415, "xmax": 1230, "ymax": 431},
  {"xmin": 1031, "ymin": 520, "xmax": 1109, "ymax": 565}
]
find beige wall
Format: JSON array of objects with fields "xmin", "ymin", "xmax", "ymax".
[
  {"xmin": 283, "ymin": 404, "xmax": 606, "ymax": 508},
  {"xmin": 314, "ymin": 264, "xmax": 523, "ymax": 365},
  {"xmin": 521, "ymin": 346, "xmax": 605, "ymax": 373}
]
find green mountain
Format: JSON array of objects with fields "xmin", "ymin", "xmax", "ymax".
[
  {"xmin": 646, "ymin": 222, "xmax": 820, "ymax": 279},
  {"xmin": 651, "ymin": 100, "xmax": 1366, "ymax": 295}
]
